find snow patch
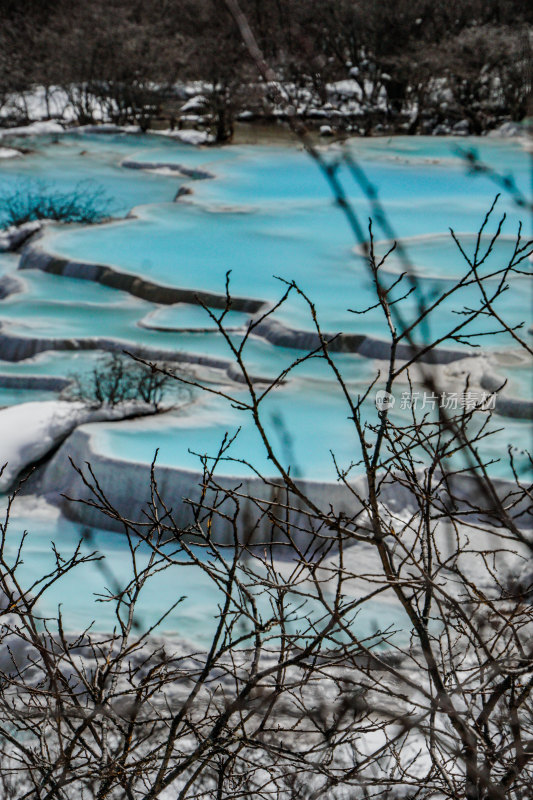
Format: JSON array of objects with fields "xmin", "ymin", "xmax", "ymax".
[
  {"xmin": 0, "ymin": 400, "xmax": 157, "ymax": 491},
  {"xmin": 179, "ymin": 95, "xmax": 208, "ymax": 113},
  {"xmin": 0, "ymin": 86, "xmax": 73, "ymax": 124},
  {"xmin": 0, "ymin": 147, "xmax": 21, "ymax": 159},
  {"xmin": 0, "ymin": 120, "xmax": 65, "ymax": 138},
  {"xmin": 487, "ymin": 121, "xmax": 524, "ymax": 138},
  {"xmin": 0, "ymin": 222, "xmax": 42, "ymax": 253},
  {"xmin": 154, "ymin": 129, "xmax": 215, "ymax": 146}
]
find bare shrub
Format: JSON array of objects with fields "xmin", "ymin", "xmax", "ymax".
[
  {"xmin": 66, "ymin": 352, "xmax": 177, "ymax": 411},
  {"xmin": 0, "ymin": 179, "xmax": 113, "ymax": 228},
  {"xmin": 0, "ymin": 189, "xmax": 528, "ymax": 798},
  {"xmin": 0, "ymin": 6, "xmax": 530, "ymax": 796}
]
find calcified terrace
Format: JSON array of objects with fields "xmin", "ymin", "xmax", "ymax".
[{"xmin": 0, "ymin": 129, "xmax": 530, "ymax": 636}]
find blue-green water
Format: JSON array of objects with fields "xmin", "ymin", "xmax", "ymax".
[
  {"xmin": 0, "ymin": 131, "xmax": 530, "ymax": 641},
  {"xmin": 0, "ymin": 131, "xmax": 530, "ymax": 479},
  {"xmin": 7, "ymin": 501, "xmax": 408, "ymax": 642}
]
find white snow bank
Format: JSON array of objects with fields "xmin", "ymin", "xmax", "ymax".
[
  {"xmin": 0, "ymin": 147, "xmax": 21, "ymax": 159},
  {"xmin": 154, "ymin": 128, "xmax": 215, "ymax": 146},
  {"xmin": 0, "ymin": 400, "xmax": 156, "ymax": 491},
  {"xmin": 487, "ymin": 121, "xmax": 524, "ymax": 138},
  {"xmin": 0, "ymin": 120, "xmax": 65, "ymax": 139},
  {"xmin": 0, "ymin": 221, "xmax": 42, "ymax": 253},
  {"xmin": 180, "ymin": 95, "xmax": 208, "ymax": 113},
  {"xmin": 326, "ymin": 79, "xmax": 363, "ymax": 100}
]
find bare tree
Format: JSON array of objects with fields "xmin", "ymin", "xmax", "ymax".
[
  {"xmin": 0, "ymin": 5, "xmax": 530, "ymax": 798},
  {"xmin": 0, "ymin": 182, "xmax": 530, "ymax": 799}
]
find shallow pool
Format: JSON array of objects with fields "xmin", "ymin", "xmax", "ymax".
[
  {"xmin": 0, "ymin": 132, "xmax": 529, "ymax": 478},
  {"xmin": 0, "ymin": 131, "xmax": 530, "ymax": 640},
  {"xmin": 6, "ymin": 498, "xmax": 408, "ymax": 645}
]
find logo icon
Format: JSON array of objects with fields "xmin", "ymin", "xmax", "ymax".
[{"xmin": 375, "ymin": 390, "xmax": 395, "ymax": 411}]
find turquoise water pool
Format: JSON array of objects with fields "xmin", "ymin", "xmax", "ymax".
[
  {"xmin": 0, "ymin": 132, "xmax": 529, "ymax": 640},
  {"xmin": 6, "ymin": 500, "xmax": 408, "ymax": 643},
  {"xmin": 0, "ymin": 133, "xmax": 529, "ymax": 463},
  {"xmin": 0, "ymin": 133, "xmax": 529, "ymax": 439},
  {"xmin": 0, "ymin": 131, "xmax": 225, "ymax": 225},
  {"xmin": 30, "ymin": 135, "xmax": 529, "ymax": 353}
]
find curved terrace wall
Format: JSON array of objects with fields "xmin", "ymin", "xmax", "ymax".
[
  {"xmin": 19, "ymin": 241, "xmax": 266, "ymax": 313},
  {"xmin": 39, "ymin": 427, "xmax": 368, "ymax": 547},
  {"xmin": 39, "ymin": 426, "xmax": 532, "ymax": 544}
]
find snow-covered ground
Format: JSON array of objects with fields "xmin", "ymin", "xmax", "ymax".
[
  {"xmin": 0, "ymin": 82, "xmax": 525, "ymax": 140},
  {"xmin": 0, "ymin": 119, "xmax": 66, "ymax": 139},
  {"xmin": 0, "ymin": 399, "xmax": 158, "ymax": 491},
  {"xmin": 154, "ymin": 128, "xmax": 215, "ymax": 146},
  {"xmin": 0, "ymin": 221, "xmax": 42, "ymax": 253},
  {"xmin": 0, "ymin": 147, "xmax": 21, "ymax": 159}
]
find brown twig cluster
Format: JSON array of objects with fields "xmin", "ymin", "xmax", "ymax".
[{"xmin": 0, "ymin": 7, "xmax": 530, "ymax": 797}]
